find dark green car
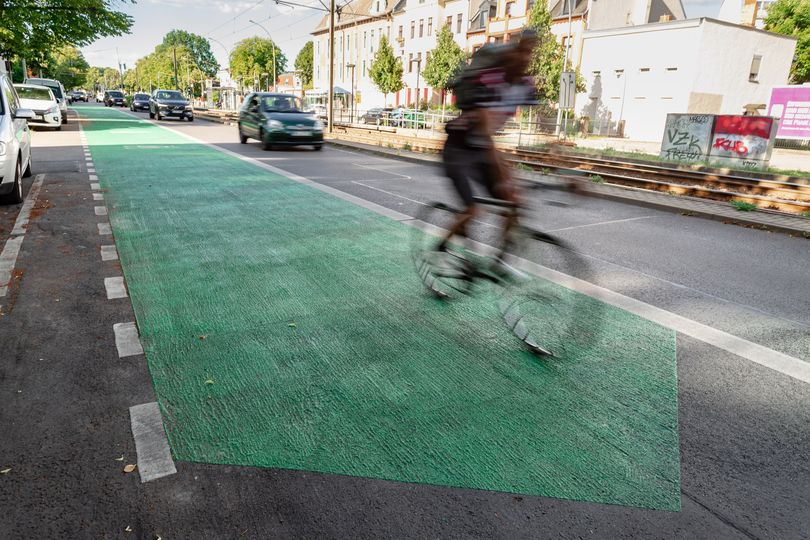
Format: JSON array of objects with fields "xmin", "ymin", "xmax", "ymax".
[{"xmin": 238, "ymin": 93, "xmax": 324, "ymax": 151}]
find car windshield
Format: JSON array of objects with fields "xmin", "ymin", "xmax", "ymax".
[
  {"xmin": 155, "ymin": 91, "xmax": 183, "ymax": 100},
  {"xmin": 28, "ymin": 80, "xmax": 62, "ymax": 98},
  {"xmin": 109, "ymin": 91, "xmax": 124, "ymax": 97},
  {"xmin": 134, "ymin": 94, "xmax": 149, "ymax": 99},
  {"xmin": 261, "ymin": 95, "xmax": 304, "ymax": 112},
  {"xmin": 16, "ymin": 86, "xmax": 53, "ymax": 100}
]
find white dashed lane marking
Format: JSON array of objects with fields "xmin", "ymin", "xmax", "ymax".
[
  {"xmin": 104, "ymin": 277, "xmax": 128, "ymax": 299},
  {"xmin": 129, "ymin": 402, "xmax": 177, "ymax": 483},
  {"xmin": 95, "ymin": 206, "xmax": 107, "ymax": 216},
  {"xmin": 98, "ymin": 223, "xmax": 112, "ymax": 235},
  {"xmin": 91, "ymin": 183, "xmax": 101, "ymax": 190},
  {"xmin": 113, "ymin": 322, "xmax": 144, "ymax": 357},
  {"xmin": 100, "ymin": 245, "xmax": 118, "ymax": 261}
]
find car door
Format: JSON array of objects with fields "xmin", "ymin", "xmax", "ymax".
[
  {"xmin": 1, "ymin": 78, "xmax": 30, "ymax": 168},
  {"xmin": 244, "ymin": 95, "xmax": 261, "ymax": 137}
]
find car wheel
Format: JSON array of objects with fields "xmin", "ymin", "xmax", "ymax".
[
  {"xmin": 314, "ymin": 144, "xmax": 323, "ymax": 151},
  {"xmin": 238, "ymin": 125, "xmax": 247, "ymax": 144},
  {"xmin": 56, "ymin": 125, "xmax": 62, "ymax": 131},
  {"xmin": 260, "ymin": 129, "xmax": 272, "ymax": 151},
  {"xmin": 62, "ymin": 115, "xmax": 67, "ymax": 124},
  {"xmin": 0, "ymin": 159, "xmax": 23, "ymax": 205},
  {"xmin": 188, "ymin": 116, "xmax": 194, "ymax": 122}
]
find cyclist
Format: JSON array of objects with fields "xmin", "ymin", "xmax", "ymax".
[{"xmin": 437, "ymin": 30, "xmax": 538, "ymax": 262}]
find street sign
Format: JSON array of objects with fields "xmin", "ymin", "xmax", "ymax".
[{"xmin": 559, "ymin": 71, "xmax": 576, "ymax": 110}]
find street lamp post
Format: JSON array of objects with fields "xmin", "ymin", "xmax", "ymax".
[
  {"xmin": 410, "ymin": 57, "xmax": 422, "ymax": 128},
  {"xmin": 555, "ymin": 0, "xmax": 574, "ymax": 137},
  {"xmin": 249, "ymin": 19, "xmax": 277, "ymax": 92},
  {"xmin": 346, "ymin": 63, "xmax": 355, "ymax": 124},
  {"xmin": 262, "ymin": 72, "xmax": 269, "ymax": 91}
]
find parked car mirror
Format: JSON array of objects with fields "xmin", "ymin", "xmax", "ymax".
[{"xmin": 14, "ymin": 108, "xmax": 35, "ymax": 120}]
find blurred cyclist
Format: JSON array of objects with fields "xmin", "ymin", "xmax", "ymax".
[{"xmin": 437, "ymin": 30, "xmax": 538, "ymax": 262}]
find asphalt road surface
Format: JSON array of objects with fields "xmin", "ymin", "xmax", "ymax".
[{"xmin": 0, "ymin": 103, "xmax": 808, "ymax": 539}]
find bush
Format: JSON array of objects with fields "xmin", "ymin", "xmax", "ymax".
[{"xmin": 730, "ymin": 200, "xmax": 758, "ymax": 212}]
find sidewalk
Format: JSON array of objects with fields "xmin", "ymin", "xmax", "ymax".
[{"xmin": 326, "ymin": 138, "xmax": 810, "ymax": 237}]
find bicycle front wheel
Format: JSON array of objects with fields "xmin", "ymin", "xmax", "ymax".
[{"xmin": 497, "ymin": 229, "xmax": 603, "ymax": 358}]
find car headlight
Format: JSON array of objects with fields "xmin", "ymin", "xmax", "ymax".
[
  {"xmin": 313, "ymin": 120, "xmax": 324, "ymax": 131},
  {"xmin": 46, "ymin": 105, "xmax": 59, "ymax": 114},
  {"xmin": 0, "ymin": 142, "xmax": 5, "ymax": 156},
  {"xmin": 158, "ymin": 104, "xmax": 168, "ymax": 109},
  {"xmin": 267, "ymin": 119, "xmax": 283, "ymax": 131}
]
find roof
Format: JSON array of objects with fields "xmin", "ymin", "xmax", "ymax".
[
  {"xmin": 312, "ymin": 0, "xmax": 391, "ymax": 34},
  {"xmin": 549, "ymin": 0, "xmax": 587, "ymax": 19},
  {"xmin": 583, "ymin": 17, "xmax": 798, "ymax": 41}
]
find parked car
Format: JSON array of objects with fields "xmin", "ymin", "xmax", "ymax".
[
  {"xmin": 103, "ymin": 90, "xmax": 126, "ymax": 107},
  {"xmin": 95, "ymin": 91, "xmax": 104, "ymax": 102},
  {"xmin": 239, "ymin": 93, "xmax": 323, "ymax": 151},
  {"xmin": 360, "ymin": 107, "xmax": 395, "ymax": 125},
  {"xmin": 24, "ymin": 77, "xmax": 68, "ymax": 124},
  {"xmin": 130, "ymin": 92, "xmax": 150, "ymax": 112},
  {"xmin": 70, "ymin": 90, "xmax": 88, "ymax": 102},
  {"xmin": 13, "ymin": 84, "xmax": 62, "ymax": 130},
  {"xmin": 308, "ymin": 104, "xmax": 327, "ymax": 120},
  {"xmin": 0, "ymin": 73, "xmax": 34, "ymax": 204},
  {"xmin": 149, "ymin": 89, "xmax": 193, "ymax": 121}
]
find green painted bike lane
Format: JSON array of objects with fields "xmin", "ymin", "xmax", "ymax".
[{"xmin": 78, "ymin": 105, "xmax": 681, "ymax": 510}]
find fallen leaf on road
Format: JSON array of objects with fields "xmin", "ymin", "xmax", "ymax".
[
  {"xmin": 205, "ymin": 379, "xmax": 215, "ymax": 385},
  {"xmin": 115, "ymin": 455, "xmax": 125, "ymax": 461},
  {"xmin": 0, "ymin": 468, "xmax": 11, "ymax": 474},
  {"xmin": 123, "ymin": 464, "xmax": 137, "ymax": 473},
  {"xmin": 288, "ymin": 322, "xmax": 297, "ymax": 328},
  {"xmin": 199, "ymin": 335, "xmax": 206, "ymax": 340},
  {"xmin": 124, "ymin": 525, "xmax": 132, "ymax": 532}
]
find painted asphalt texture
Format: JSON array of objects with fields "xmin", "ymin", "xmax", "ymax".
[{"xmin": 0, "ymin": 103, "xmax": 808, "ymax": 538}]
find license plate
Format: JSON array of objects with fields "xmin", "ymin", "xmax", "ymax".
[{"xmin": 292, "ymin": 131, "xmax": 311, "ymax": 137}]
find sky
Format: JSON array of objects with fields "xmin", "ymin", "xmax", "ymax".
[{"xmin": 81, "ymin": 0, "xmax": 724, "ymax": 76}]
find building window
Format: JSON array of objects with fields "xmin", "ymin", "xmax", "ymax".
[
  {"xmin": 375, "ymin": 1, "xmax": 379, "ymax": 11},
  {"xmin": 639, "ymin": 67, "xmax": 650, "ymax": 73},
  {"xmin": 666, "ymin": 67, "xmax": 678, "ymax": 72},
  {"xmin": 489, "ymin": 4, "xmax": 496, "ymax": 18},
  {"xmin": 750, "ymin": 55, "xmax": 762, "ymax": 82},
  {"xmin": 447, "ymin": 15, "xmax": 452, "ymax": 28},
  {"xmin": 506, "ymin": 1, "xmax": 515, "ymax": 16},
  {"xmin": 428, "ymin": 17, "xmax": 433, "ymax": 36},
  {"xmin": 364, "ymin": 32, "xmax": 367, "ymax": 48},
  {"xmin": 419, "ymin": 19, "xmax": 424, "ymax": 38},
  {"xmin": 457, "ymin": 13, "xmax": 463, "ymax": 33},
  {"xmin": 410, "ymin": 21, "xmax": 415, "ymax": 38},
  {"xmin": 398, "ymin": 25, "xmax": 403, "ymax": 39},
  {"xmin": 409, "ymin": 53, "xmax": 413, "ymax": 72}
]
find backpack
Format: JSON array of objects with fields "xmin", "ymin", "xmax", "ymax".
[{"xmin": 450, "ymin": 44, "xmax": 510, "ymax": 112}]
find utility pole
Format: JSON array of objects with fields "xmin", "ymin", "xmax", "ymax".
[
  {"xmin": 116, "ymin": 47, "xmax": 124, "ymax": 88},
  {"xmin": 555, "ymin": 0, "xmax": 574, "ymax": 137},
  {"xmin": 173, "ymin": 47, "xmax": 179, "ymax": 90},
  {"xmin": 346, "ymin": 63, "xmax": 355, "ymax": 124},
  {"xmin": 327, "ymin": 0, "xmax": 335, "ymax": 133}
]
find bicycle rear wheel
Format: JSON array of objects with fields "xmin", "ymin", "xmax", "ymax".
[
  {"xmin": 497, "ymin": 228, "xmax": 603, "ymax": 358},
  {"xmin": 410, "ymin": 202, "xmax": 477, "ymax": 298}
]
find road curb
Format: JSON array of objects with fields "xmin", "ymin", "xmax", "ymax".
[{"xmin": 326, "ymin": 138, "xmax": 810, "ymax": 237}]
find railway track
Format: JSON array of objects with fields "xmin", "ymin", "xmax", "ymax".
[{"xmin": 508, "ymin": 149, "xmax": 810, "ymax": 215}]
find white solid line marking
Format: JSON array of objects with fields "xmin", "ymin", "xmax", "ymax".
[
  {"xmin": 95, "ymin": 206, "xmax": 107, "ymax": 216},
  {"xmin": 0, "ymin": 174, "xmax": 45, "ymax": 296},
  {"xmin": 100, "ymin": 245, "xmax": 118, "ymax": 261},
  {"xmin": 89, "ymin": 174, "xmax": 98, "ymax": 181},
  {"xmin": 352, "ymin": 162, "xmax": 413, "ymax": 179},
  {"xmin": 10, "ymin": 174, "xmax": 44, "ymax": 236},
  {"xmin": 113, "ymin": 322, "xmax": 143, "ymax": 357},
  {"xmin": 0, "ymin": 237, "xmax": 23, "ymax": 297},
  {"xmin": 93, "ymin": 193, "xmax": 104, "ymax": 201},
  {"xmin": 104, "ymin": 276, "xmax": 128, "ymax": 299},
  {"xmin": 98, "ymin": 222, "xmax": 112, "ymax": 235},
  {"xmin": 351, "ymin": 181, "xmax": 427, "ymax": 207},
  {"xmin": 547, "ymin": 216, "xmax": 656, "ymax": 233},
  {"xmin": 87, "ymin": 167, "xmax": 95, "ymax": 173},
  {"xmin": 129, "ymin": 402, "xmax": 177, "ymax": 483},
  {"xmin": 91, "ymin": 183, "xmax": 101, "ymax": 190},
  {"xmin": 126, "ymin": 109, "xmax": 810, "ymax": 384}
]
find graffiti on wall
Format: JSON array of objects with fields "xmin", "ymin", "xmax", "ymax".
[
  {"xmin": 659, "ymin": 114, "xmax": 714, "ymax": 163},
  {"xmin": 708, "ymin": 116, "xmax": 776, "ymax": 169}
]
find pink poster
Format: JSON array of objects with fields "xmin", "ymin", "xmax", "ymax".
[{"xmin": 768, "ymin": 85, "xmax": 810, "ymax": 140}]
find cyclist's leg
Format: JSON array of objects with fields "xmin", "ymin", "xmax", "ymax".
[{"xmin": 438, "ymin": 138, "xmax": 478, "ymax": 251}]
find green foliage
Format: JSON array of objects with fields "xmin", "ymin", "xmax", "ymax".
[
  {"xmin": 764, "ymin": 0, "xmax": 810, "ymax": 83},
  {"xmin": 46, "ymin": 46, "xmax": 90, "ymax": 89},
  {"xmin": 294, "ymin": 41, "xmax": 314, "ymax": 87},
  {"xmin": 125, "ymin": 38, "xmax": 209, "ymax": 95},
  {"xmin": 368, "ymin": 37, "xmax": 404, "ymax": 105},
  {"xmin": 422, "ymin": 25, "xmax": 467, "ymax": 91},
  {"xmin": 801, "ymin": 210, "xmax": 810, "ymax": 218},
  {"xmin": 525, "ymin": 1, "xmax": 563, "ymax": 101},
  {"xmin": 0, "ymin": 0, "xmax": 133, "ymax": 65},
  {"xmin": 230, "ymin": 37, "xmax": 287, "ymax": 88},
  {"xmin": 589, "ymin": 174, "xmax": 605, "ymax": 184},
  {"xmin": 730, "ymin": 200, "xmax": 758, "ymax": 211},
  {"xmin": 162, "ymin": 29, "xmax": 219, "ymax": 77}
]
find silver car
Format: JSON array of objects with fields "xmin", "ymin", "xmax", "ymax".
[
  {"xmin": 24, "ymin": 77, "xmax": 68, "ymax": 124},
  {"xmin": 0, "ymin": 73, "xmax": 34, "ymax": 204}
]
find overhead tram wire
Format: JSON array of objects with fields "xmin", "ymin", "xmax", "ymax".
[{"xmin": 203, "ymin": 0, "xmax": 267, "ymax": 36}]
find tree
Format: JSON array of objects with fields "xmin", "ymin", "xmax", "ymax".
[
  {"xmin": 525, "ymin": 0, "xmax": 565, "ymax": 102},
  {"xmin": 368, "ymin": 37, "xmax": 404, "ymax": 107},
  {"xmin": 230, "ymin": 37, "xmax": 287, "ymax": 89},
  {"xmin": 422, "ymin": 24, "xmax": 467, "ymax": 104},
  {"xmin": 295, "ymin": 41, "xmax": 314, "ymax": 88},
  {"xmin": 764, "ymin": 0, "xmax": 810, "ymax": 84},
  {"xmin": 0, "ymin": 0, "xmax": 133, "ymax": 65},
  {"xmin": 162, "ymin": 29, "xmax": 219, "ymax": 78},
  {"xmin": 47, "ymin": 46, "xmax": 90, "ymax": 89}
]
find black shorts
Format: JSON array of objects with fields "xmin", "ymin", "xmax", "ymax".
[{"xmin": 442, "ymin": 132, "xmax": 497, "ymax": 207}]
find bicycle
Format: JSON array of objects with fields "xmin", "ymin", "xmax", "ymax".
[{"xmin": 411, "ymin": 189, "xmax": 603, "ymax": 358}]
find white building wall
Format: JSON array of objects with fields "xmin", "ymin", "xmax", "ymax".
[
  {"xmin": 393, "ymin": 0, "xmax": 443, "ymax": 106},
  {"xmin": 577, "ymin": 20, "xmax": 704, "ymax": 141},
  {"xmin": 576, "ymin": 19, "xmax": 795, "ymax": 142},
  {"xmin": 690, "ymin": 20, "xmax": 795, "ymax": 115}
]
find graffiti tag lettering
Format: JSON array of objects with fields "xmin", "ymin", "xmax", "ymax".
[
  {"xmin": 666, "ymin": 129, "xmax": 704, "ymax": 153},
  {"xmin": 712, "ymin": 137, "xmax": 749, "ymax": 156}
]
